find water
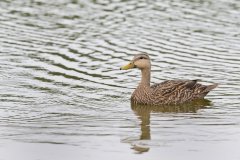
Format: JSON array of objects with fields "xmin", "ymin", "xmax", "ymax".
[{"xmin": 0, "ymin": 0, "xmax": 240, "ymax": 159}]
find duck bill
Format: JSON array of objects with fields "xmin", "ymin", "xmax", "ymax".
[{"xmin": 120, "ymin": 61, "xmax": 135, "ymax": 70}]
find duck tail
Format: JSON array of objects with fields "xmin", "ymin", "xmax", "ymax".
[
  {"xmin": 204, "ymin": 83, "xmax": 218, "ymax": 92},
  {"xmin": 196, "ymin": 83, "xmax": 218, "ymax": 99}
]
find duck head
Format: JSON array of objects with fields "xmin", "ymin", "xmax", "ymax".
[{"xmin": 120, "ymin": 54, "xmax": 151, "ymax": 70}]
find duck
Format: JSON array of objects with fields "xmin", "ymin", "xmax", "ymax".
[{"xmin": 120, "ymin": 54, "xmax": 218, "ymax": 105}]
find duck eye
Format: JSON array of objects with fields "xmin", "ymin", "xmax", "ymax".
[{"xmin": 140, "ymin": 57, "xmax": 144, "ymax": 59}]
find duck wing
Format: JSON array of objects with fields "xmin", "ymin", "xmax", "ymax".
[{"xmin": 150, "ymin": 80, "xmax": 217, "ymax": 104}]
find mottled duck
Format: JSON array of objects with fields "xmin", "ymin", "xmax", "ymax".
[{"xmin": 120, "ymin": 54, "xmax": 218, "ymax": 105}]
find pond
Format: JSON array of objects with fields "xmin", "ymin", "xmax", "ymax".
[{"xmin": 0, "ymin": 0, "xmax": 240, "ymax": 160}]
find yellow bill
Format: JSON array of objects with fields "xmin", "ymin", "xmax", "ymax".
[{"xmin": 120, "ymin": 61, "xmax": 135, "ymax": 70}]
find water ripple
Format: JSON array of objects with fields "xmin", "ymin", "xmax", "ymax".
[{"xmin": 0, "ymin": 0, "xmax": 240, "ymax": 159}]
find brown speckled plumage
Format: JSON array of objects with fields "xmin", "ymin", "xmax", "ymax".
[{"xmin": 121, "ymin": 54, "xmax": 218, "ymax": 105}]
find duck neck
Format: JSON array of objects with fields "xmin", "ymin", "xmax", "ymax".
[{"xmin": 139, "ymin": 68, "xmax": 151, "ymax": 87}]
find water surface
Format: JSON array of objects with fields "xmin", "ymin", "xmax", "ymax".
[{"xmin": 0, "ymin": 0, "xmax": 240, "ymax": 160}]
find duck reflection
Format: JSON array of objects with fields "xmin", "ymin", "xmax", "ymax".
[{"xmin": 130, "ymin": 99, "xmax": 212, "ymax": 153}]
